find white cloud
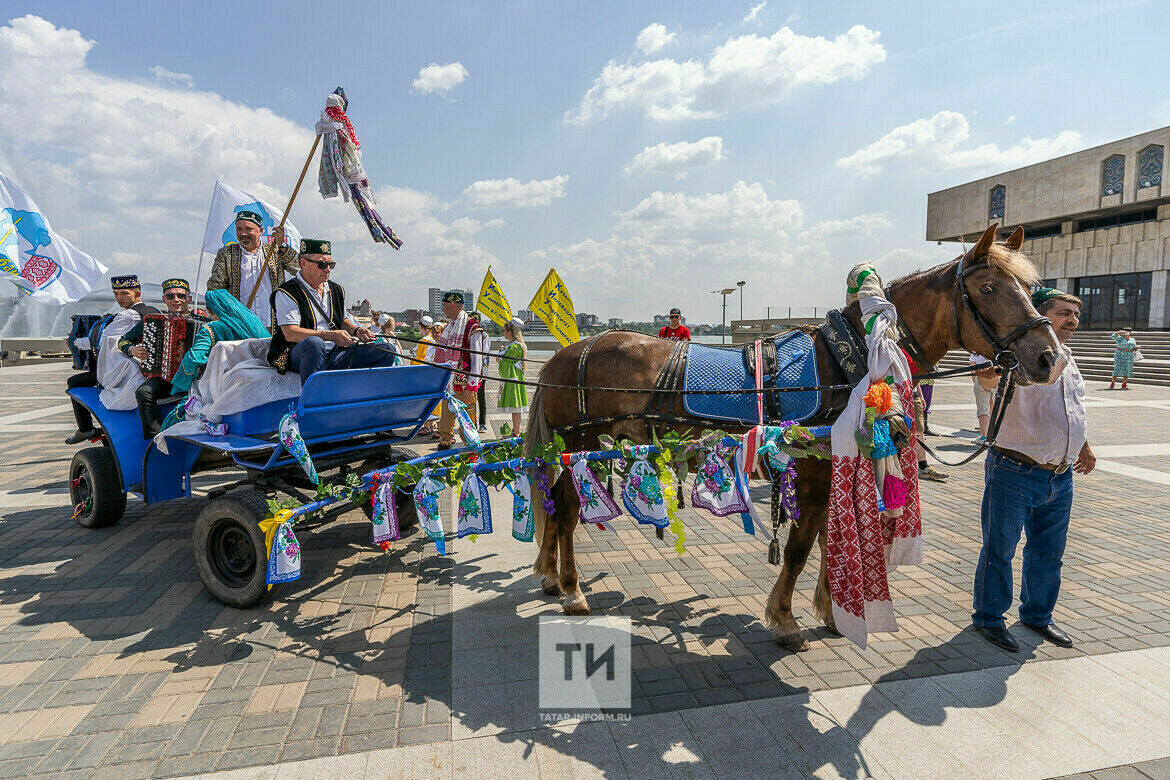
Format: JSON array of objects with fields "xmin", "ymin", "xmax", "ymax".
[
  {"xmin": 799, "ymin": 213, "xmax": 891, "ymax": 242},
  {"xmin": 566, "ymin": 24, "xmax": 885, "ymax": 123},
  {"xmin": 462, "ymin": 175, "xmax": 569, "ymax": 208},
  {"xmin": 635, "ymin": 23, "xmax": 675, "ymax": 55},
  {"xmin": 836, "ymin": 110, "xmax": 1084, "ymax": 177},
  {"xmin": 0, "ymin": 15, "xmax": 495, "ymax": 307},
  {"xmin": 624, "ymin": 136, "xmax": 724, "ymax": 176},
  {"xmin": 149, "ymin": 65, "xmax": 193, "ymax": 87},
  {"xmin": 744, "ymin": 1, "xmax": 767, "ymax": 23},
  {"xmin": 411, "ymin": 61, "xmax": 469, "ymax": 95}
]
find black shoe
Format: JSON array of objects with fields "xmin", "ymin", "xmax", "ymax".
[
  {"xmin": 976, "ymin": 625, "xmax": 1019, "ymax": 652},
  {"xmin": 1023, "ymin": 622, "xmax": 1073, "ymax": 648},
  {"xmin": 65, "ymin": 429, "xmax": 97, "ymax": 445}
]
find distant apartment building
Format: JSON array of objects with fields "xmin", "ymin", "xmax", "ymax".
[
  {"xmin": 926, "ymin": 126, "xmax": 1170, "ymax": 329},
  {"xmin": 427, "ymin": 287, "xmax": 474, "ymax": 318},
  {"xmin": 576, "ymin": 312, "xmax": 599, "ymax": 328},
  {"xmin": 608, "ymin": 317, "xmax": 623, "ymax": 328},
  {"xmin": 518, "ymin": 309, "xmax": 537, "ymax": 323}
]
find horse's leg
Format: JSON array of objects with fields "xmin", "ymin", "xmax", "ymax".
[
  {"xmin": 533, "ymin": 496, "xmax": 561, "ymax": 596},
  {"xmin": 765, "ymin": 512, "xmax": 822, "ymax": 652},
  {"xmin": 554, "ymin": 475, "xmax": 590, "ymax": 615},
  {"xmin": 813, "ymin": 526, "xmax": 839, "ymax": 635}
]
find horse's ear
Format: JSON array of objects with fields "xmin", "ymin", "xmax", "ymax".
[
  {"xmin": 1004, "ymin": 225, "xmax": 1025, "ymax": 251},
  {"xmin": 972, "ymin": 224, "xmax": 998, "ymax": 258}
]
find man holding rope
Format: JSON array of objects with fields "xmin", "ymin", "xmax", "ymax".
[
  {"xmin": 972, "ymin": 287, "xmax": 1095, "ymax": 652},
  {"xmin": 206, "ymin": 210, "xmax": 300, "ymax": 330},
  {"xmin": 434, "ymin": 291, "xmax": 487, "ymax": 448}
]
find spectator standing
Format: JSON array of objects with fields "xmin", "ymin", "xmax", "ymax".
[
  {"xmin": 972, "ymin": 287, "xmax": 1095, "ymax": 652},
  {"xmin": 374, "ymin": 313, "xmax": 402, "ymax": 358},
  {"xmin": 497, "ymin": 317, "xmax": 529, "ymax": 437},
  {"xmin": 1110, "ymin": 328, "xmax": 1139, "ymax": 390},
  {"xmin": 659, "ymin": 308, "xmax": 691, "ymax": 341},
  {"xmin": 970, "ymin": 353, "xmax": 993, "ymax": 442},
  {"xmin": 413, "ymin": 316, "xmax": 436, "ymax": 365},
  {"xmin": 469, "ymin": 312, "xmax": 491, "ymax": 433}
]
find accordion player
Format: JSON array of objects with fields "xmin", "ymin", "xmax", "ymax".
[{"xmin": 140, "ymin": 313, "xmax": 200, "ymax": 381}]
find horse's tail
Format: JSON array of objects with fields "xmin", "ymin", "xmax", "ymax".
[{"xmin": 524, "ymin": 377, "xmax": 552, "ymax": 547}]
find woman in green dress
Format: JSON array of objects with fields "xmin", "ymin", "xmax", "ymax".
[
  {"xmin": 1110, "ymin": 327, "xmax": 1139, "ymax": 390},
  {"xmin": 496, "ymin": 318, "xmax": 528, "ymax": 436}
]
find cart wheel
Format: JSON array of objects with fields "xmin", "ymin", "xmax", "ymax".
[
  {"xmin": 193, "ymin": 490, "xmax": 270, "ymax": 608},
  {"xmin": 70, "ymin": 447, "xmax": 126, "ymax": 528},
  {"xmin": 360, "ymin": 484, "xmax": 418, "ymax": 530}
]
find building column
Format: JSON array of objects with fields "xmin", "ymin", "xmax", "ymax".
[
  {"xmin": 1055, "ymin": 277, "xmax": 1072, "ymax": 293},
  {"xmin": 1150, "ymin": 270, "xmax": 1169, "ymax": 329}
]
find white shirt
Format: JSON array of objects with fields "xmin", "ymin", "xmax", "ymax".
[
  {"xmin": 239, "ymin": 245, "xmax": 272, "ymax": 325},
  {"xmin": 274, "ymin": 272, "xmax": 358, "ymax": 331},
  {"xmin": 993, "ymin": 345, "xmax": 1087, "ymax": 465}
]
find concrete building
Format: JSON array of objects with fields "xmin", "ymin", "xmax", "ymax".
[
  {"xmin": 608, "ymin": 317, "xmax": 623, "ymax": 328},
  {"xmin": 427, "ymin": 287, "xmax": 474, "ymax": 318},
  {"xmin": 926, "ymin": 126, "xmax": 1169, "ymax": 329}
]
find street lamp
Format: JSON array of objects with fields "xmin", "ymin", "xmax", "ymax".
[
  {"xmin": 737, "ymin": 280, "xmax": 746, "ymax": 320},
  {"xmin": 712, "ymin": 288, "xmax": 735, "ymax": 345}
]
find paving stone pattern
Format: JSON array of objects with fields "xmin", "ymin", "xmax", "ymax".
[{"xmin": 0, "ymin": 363, "xmax": 1168, "ymax": 776}]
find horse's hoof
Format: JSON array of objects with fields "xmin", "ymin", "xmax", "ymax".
[
  {"xmin": 824, "ymin": 621, "xmax": 841, "ymax": 637},
  {"xmin": 541, "ymin": 578, "xmax": 563, "ymax": 597},
  {"xmin": 562, "ymin": 594, "xmax": 591, "ymax": 616},
  {"xmin": 775, "ymin": 632, "xmax": 809, "ymax": 652}
]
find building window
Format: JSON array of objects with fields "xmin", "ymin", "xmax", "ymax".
[
  {"xmin": 988, "ymin": 185, "xmax": 1005, "ymax": 221},
  {"xmin": 1138, "ymin": 145, "xmax": 1163, "ymax": 190},
  {"xmin": 1102, "ymin": 154, "xmax": 1125, "ymax": 196},
  {"xmin": 1075, "ymin": 207, "xmax": 1157, "ymax": 233}
]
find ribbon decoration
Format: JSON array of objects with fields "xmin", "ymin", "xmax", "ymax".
[
  {"xmin": 621, "ymin": 446, "xmax": 668, "ymax": 529},
  {"xmin": 265, "ymin": 519, "xmax": 302, "ymax": 585},
  {"xmin": 508, "ymin": 472, "xmax": 535, "ymax": 542},
  {"xmin": 279, "ymin": 412, "xmax": 319, "ymax": 485},
  {"xmin": 732, "ymin": 443, "xmax": 768, "ymax": 540},
  {"xmin": 413, "ymin": 470, "xmax": 447, "ymax": 554},
  {"xmin": 570, "ymin": 458, "xmax": 620, "ymax": 527},
  {"xmin": 656, "ymin": 451, "xmax": 686, "ymax": 554},
  {"xmin": 185, "ymin": 396, "xmax": 227, "ymax": 436},
  {"xmin": 370, "ymin": 478, "xmax": 401, "ymax": 544},
  {"xmin": 692, "ymin": 447, "xmax": 750, "ymax": 517},
  {"xmin": 456, "ymin": 473, "xmax": 493, "ymax": 539},
  {"xmin": 445, "ymin": 392, "xmax": 482, "ymax": 451}
]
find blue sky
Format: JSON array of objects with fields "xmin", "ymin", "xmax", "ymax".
[{"xmin": 1, "ymin": 1, "xmax": 1168, "ymax": 322}]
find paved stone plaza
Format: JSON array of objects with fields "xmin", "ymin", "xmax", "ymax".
[{"xmin": 0, "ymin": 360, "xmax": 1169, "ymax": 778}]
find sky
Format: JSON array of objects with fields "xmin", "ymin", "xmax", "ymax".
[{"xmin": 1, "ymin": 0, "xmax": 1168, "ymax": 324}]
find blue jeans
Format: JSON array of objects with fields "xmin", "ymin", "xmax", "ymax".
[
  {"xmin": 972, "ymin": 451, "xmax": 1073, "ymax": 629},
  {"xmin": 288, "ymin": 336, "xmax": 398, "ymax": 382}
]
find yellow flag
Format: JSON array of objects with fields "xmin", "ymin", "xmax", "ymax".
[
  {"xmin": 477, "ymin": 267, "xmax": 514, "ymax": 328},
  {"xmin": 528, "ymin": 268, "xmax": 580, "ymax": 347}
]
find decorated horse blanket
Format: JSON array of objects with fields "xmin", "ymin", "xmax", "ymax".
[{"xmin": 682, "ymin": 330, "xmax": 820, "ymax": 424}]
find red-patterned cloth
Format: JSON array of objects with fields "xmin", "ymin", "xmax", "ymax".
[{"xmin": 825, "ymin": 381, "xmax": 922, "ymax": 649}]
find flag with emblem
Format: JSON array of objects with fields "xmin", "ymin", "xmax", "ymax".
[
  {"xmin": 477, "ymin": 267, "xmax": 514, "ymax": 327},
  {"xmin": 201, "ymin": 181, "xmax": 302, "ymax": 254},
  {"xmin": 528, "ymin": 268, "xmax": 580, "ymax": 347}
]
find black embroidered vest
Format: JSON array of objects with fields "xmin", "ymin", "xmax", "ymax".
[{"xmin": 266, "ymin": 279, "xmax": 346, "ymax": 374}]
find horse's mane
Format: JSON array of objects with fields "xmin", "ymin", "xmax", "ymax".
[{"xmin": 891, "ymin": 242, "xmax": 1040, "ymax": 292}]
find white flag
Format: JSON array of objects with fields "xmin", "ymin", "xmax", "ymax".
[
  {"xmin": 0, "ymin": 171, "xmax": 108, "ymax": 304},
  {"xmin": 201, "ymin": 181, "xmax": 302, "ymax": 254}
]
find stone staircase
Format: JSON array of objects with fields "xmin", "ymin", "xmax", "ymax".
[{"xmin": 936, "ymin": 330, "xmax": 1170, "ymax": 387}]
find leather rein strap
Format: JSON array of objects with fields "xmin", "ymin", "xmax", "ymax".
[{"xmin": 952, "ymin": 253, "xmax": 1050, "ymax": 372}]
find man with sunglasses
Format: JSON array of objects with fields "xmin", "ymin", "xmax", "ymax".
[
  {"xmin": 117, "ymin": 278, "xmax": 204, "ymax": 438},
  {"xmin": 658, "ymin": 308, "xmax": 691, "ymax": 341},
  {"xmin": 206, "ymin": 210, "xmax": 299, "ymax": 330},
  {"xmin": 266, "ymin": 238, "xmax": 397, "ymax": 380}
]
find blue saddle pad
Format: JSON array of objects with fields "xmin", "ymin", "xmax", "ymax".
[{"xmin": 683, "ymin": 331, "xmax": 820, "ymax": 424}]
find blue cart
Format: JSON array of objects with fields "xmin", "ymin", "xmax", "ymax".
[{"xmin": 66, "ymin": 364, "xmax": 450, "ymax": 606}]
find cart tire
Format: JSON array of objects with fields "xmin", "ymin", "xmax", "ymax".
[
  {"xmin": 360, "ymin": 484, "xmax": 418, "ymax": 531},
  {"xmin": 193, "ymin": 490, "xmax": 271, "ymax": 608},
  {"xmin": 70, "ymin": 447, "xmax": 126, "ymax": 528}
]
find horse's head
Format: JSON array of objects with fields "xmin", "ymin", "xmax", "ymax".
[{"xmin": 952, "ymin": 225, "xmax": 1064, "ymax": 386}]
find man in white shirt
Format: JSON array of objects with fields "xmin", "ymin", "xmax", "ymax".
[
  {"xmin": 206, "ymin": 210, "xmax": 300, "ymax": 330},
  {"xmin": 265, "ymin": 238, "xmax": 397, "ymax": 380},
  {"xmin": 972, "ymin": 287, "xmax": 1095, "ymax": 652}
]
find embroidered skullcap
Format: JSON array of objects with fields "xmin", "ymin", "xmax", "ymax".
[
  {"xmin": 419, "ymin": 315, "xmax": 434, "ymax": 328},
  {"xmin": 161, "ymin": 278, "xmax": 190, "ymax": 292},
  {"xmin": 111, "ymin": 274, "xmax": 140, "ymax": 290},
  {"xmin": 442, "ymin": 290, "xmax": 464, "ymax": 304},
  {"xmin": 376, "ymin": 313, "xmax": 391, "ymax": 328},
  {"xmin": 234, "ymin": 210, "xmax": 263, "ymax": 228},
  {"xmin": 300, "ymin": 238, "xmax": 331, "ymax": 255},
  {"xmin": 1030, "ymin": 286, "xmax": 1062, "ymax": 309}
]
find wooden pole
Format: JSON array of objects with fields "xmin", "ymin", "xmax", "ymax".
[{"xmin": 247, "ymin": 134, "xmax": 322, "ymax": 309}]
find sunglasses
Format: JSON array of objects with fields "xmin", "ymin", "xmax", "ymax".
[
  {"xmin": 164, "ymin": 292, "xmax": 188, "ymax": 300},
  {"xmin": 309, "ymin": 260, "xmax": 336, "ymax": 270},
  {"xmin": 670, "ymin": 315, "xmax": 680, "ymax": 319}
]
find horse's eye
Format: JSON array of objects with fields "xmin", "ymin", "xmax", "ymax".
[{"xmin": 980, "ymin": 284, "xmax": 994, "ymax": 295}]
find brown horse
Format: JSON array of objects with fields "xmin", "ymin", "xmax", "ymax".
[{"xmin": 524, "ymin": 225, "xmax": 1063, "ymax": 650}]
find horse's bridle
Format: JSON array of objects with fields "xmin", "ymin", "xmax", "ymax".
[{"xmin": 952, "ymin": 250, "xmax": 1051, "ymax": 373}]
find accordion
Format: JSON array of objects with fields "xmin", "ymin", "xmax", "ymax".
[
  {"xmin": 67, "ymin": 314, "xmax": 105, "ymax": 371},
  {"xmin": 140, "ymin": 313, "xmax": 199, "ymax": 381}
]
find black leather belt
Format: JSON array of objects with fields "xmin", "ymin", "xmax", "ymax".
[{"xmin": 992, "ymin": 447, "xmax": 1070, "ymax": 474}]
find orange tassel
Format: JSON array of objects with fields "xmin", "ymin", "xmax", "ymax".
[{"xmin": 864, "ymin": 382, "xmax": 892, "ymax": 414}]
